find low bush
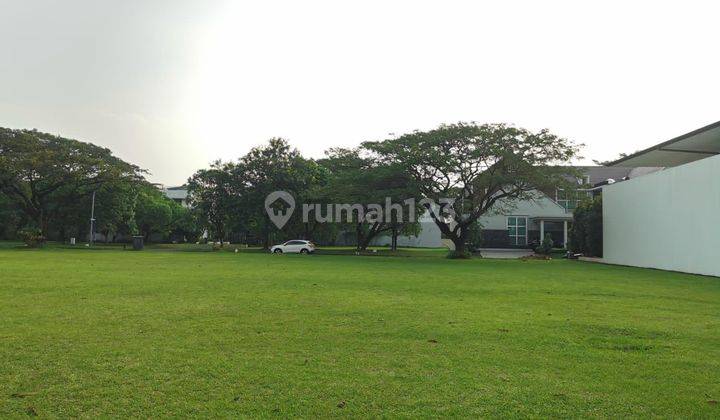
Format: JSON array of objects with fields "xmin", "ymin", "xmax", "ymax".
[
  {"xmin": 17, "ymin": 227, "xmax": 46, "ymax": 248},
  {"xmin": 535, "ymin": 233, "xmax": 554, "ymax": 255},
  {"xmin": 446, "ymin": 250, "xmax": 473, "ymax": 259},
  {"xmin": 569, "ymin": 197, "xmax": 603, "ymax": 257}
]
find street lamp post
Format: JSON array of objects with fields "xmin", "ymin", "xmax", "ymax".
[{"xmin": 89, "ymin": 190, "xmax": 96, "ymax": 245}]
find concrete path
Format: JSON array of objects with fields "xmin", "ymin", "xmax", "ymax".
[{"xmin": 477, "ymin": 248, "xmax": 534, "ymax": 259}]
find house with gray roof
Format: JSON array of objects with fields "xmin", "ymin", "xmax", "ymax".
[
  {"xmin": 383, "ymin": 165, "xmax": 662, "ymax": 250},
  {"xmin": 475, "ymin": 166, "xmax": 663, "ymax": 249}
]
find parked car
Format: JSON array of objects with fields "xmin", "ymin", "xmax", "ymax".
[{"xmin": 270, "ymin": 240, "xmax": 315, "ymax": 254}]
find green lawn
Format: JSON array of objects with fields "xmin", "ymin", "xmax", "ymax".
[{"xmin": 1, "ymin": 247, "xmax": 719, "ymax": 417}]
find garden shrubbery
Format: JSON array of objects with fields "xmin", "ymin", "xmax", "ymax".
[
  {"xmin": 17, "ymin": 227, "xmax": 46, "ymax": 248},
  {"xmin": 535, "ymin": 233, "xmax": 554, "ymax": 255},
  {"xmin": 569, "ymin": 197, "xmax": 603, "ymax": 257}
]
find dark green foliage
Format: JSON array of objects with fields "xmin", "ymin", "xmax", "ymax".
[
  {"xmin": 170, "ymin": 205, "xmax": 202, "ymax": 243},
  {"xmin": 0, "ymin": 128, "xmax": 144, "ymax": 236},
  {"xmin": 318, "ymin": 148, "xmax": 421, "ymax": 251},
  {"xmin": 466, "ymin": 222, "xmax": 483, "ymax": 252},
  {"xmin": 570, "ymin": 197, "xmax": 603, "ymax": 257},
  {"xmin": 536, "ymin": 233, "xmax": 554, "ymax": 255},
  {"xmin": 364, "ymin": 122, "xmax": 580, "ymax": 257},
  {"xmin": 17, "ymin": 227, "xmax": 45, "ymax": 247},
  {"xmin": 134, "ymin": 186, "xmax": 175, "ymax": 241},
  {"xmin": 0, "ymin": 193, "xmax": 23, "ymax": 239},
  {"xmin": 446, "ymin": 249, "xmax": 473, "ymax": 259},
  {"xmin": 187, "ymin": 161, "xmax": 237, "ymax": 245},
  {"xmin": 0, "ymin": 128, "xmax": 198, "ymax": 243}
]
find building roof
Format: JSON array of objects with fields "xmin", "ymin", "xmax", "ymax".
[
  {"xmin": 163, "ymin": 186, "xmax": 188, "ymax": 200},
  {"xmin": 573, "ymin": 166, "xmax": 634, "ymax": 185},
  {"xmin": 609, "ymin": 120, "xmax": 720, "ymax": 167}
]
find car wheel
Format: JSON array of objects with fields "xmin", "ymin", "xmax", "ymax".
[
  {"xmin": 274, "ymin": 249, "xmax": 283, "ymax": 254},
  {"xmin": 300, "ymin": 248, "xmax": 309, "ymax": 254}
]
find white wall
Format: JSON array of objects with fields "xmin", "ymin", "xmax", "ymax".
[
  {"xmin": 371, "ymin": 210, "xmax": 444, "ymax": 248},
  {"xmin": 371, "ymin": 220, "xmax": 443, "ymax": 248},
  {"xmin": 603, "ymin": 154, "xmax": 720, "ymax": 277}
]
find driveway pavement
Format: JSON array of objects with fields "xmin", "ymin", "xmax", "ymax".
[{"xmin": 477, "ymin": 248, "xmax": 534, "ymax": 259}]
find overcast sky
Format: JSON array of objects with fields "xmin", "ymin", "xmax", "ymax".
[{"xmin": 2, "ymin": 0, "xmax": 718, "ymax": 185}]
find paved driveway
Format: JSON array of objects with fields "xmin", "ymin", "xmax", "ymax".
[{"xmin": 478, "ymin": 248, "xmax": 534, "ymax": 259}]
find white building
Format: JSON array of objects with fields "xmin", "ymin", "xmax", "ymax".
[{"xmin": 603, "ymin": 121, "xmax": 720, "ymax": 277}]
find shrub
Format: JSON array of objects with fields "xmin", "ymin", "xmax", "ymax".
[
  {"xmin": 446, "ymin": 250, "xmax": 473, "ymax": 259},
  {"xmin": 466, "ymin": 223, "xmax": 483, "ymax": 252},
  {"xmin": 535, "ymin": 233, "xmax": 554, "ymax": 255},
  {"xmin": 569, "ymin": 196, "xmax": 602, "ymax": 257},
  {"xmin": 17, "ymin": 227, "xmax": 46, "ymax": 248}
]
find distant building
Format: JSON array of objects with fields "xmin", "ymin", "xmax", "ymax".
[
  {"xmin": 162, "ymin": 186, "xmax": 189, "ymax": 207},
  {"xmin": 382, "ymin": 166, "xmax": 662, "ymax": 249}
]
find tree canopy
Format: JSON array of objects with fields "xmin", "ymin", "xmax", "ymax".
[
  {"xmin": 1, "ymin": 122, "xmax": 584, "ymax": 255},
  {"xmin": 0, "ymin": 128, "xmax": 144, "ymax": 235},
  {"xmin": 0, "ymin": 128, "xmax": 194, "ymax": 244},
  {"xmin": 364, "ymin": 122, "xmax": 581, "ymax": 255}
]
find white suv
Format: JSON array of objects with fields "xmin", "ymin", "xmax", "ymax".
[{"xmin": 270, "ymin": 240, "xmax": 316, "ymax": 254}]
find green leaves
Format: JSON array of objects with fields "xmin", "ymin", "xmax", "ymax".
[
  {"xmin": 0, "ymin": 128, "xmax": 145, "ymax": 236},
  {"xmin": 364, "ymin": 122, "xmax": 581, "ymax": 253}
]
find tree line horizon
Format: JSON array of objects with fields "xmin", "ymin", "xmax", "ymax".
[{"xmin": 0, "ymin": 123, "xmax": 581, "ymax": 256}]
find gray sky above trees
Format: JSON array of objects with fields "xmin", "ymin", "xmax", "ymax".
[{"xmin": 1, "ymin": 0, "xmax": 718, "ymax": 185}]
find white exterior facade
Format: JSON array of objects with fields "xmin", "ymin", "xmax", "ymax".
[
  {"xmin": 478, "ymin": 191, "xmax": 573, "ymax": 247},
  {"xmin": 603, "ymin": 154, "xmax": 720, "ymax": 277},
  {"xmin": 370, "ymin": 211, "xmax": 444, "ymax": 248}
]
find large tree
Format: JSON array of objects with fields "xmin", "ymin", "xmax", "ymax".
[
  {"xmin": 134, "ymin": 185, "xmax": 176, "ymax": 242},
  {"xmin": 52, "ymin": 178, "xmax": 140, "ymax": 242},
  {"xmin": 364, "ymin": 123, "xmax": 580, "ymax": 256},
  {"xmin": 187, "ymin": 161, "xmax": 238, "ymax": 245},
  {"xmin": 0, "ymin": 128, "xmax": 144, "ymax": 236},
  {"xmin": 0, "ymin": 192, "xmax": 23, "ymax": 239},
  {"xmin": 240, "ymin": 138, "xmax": 324, "ymax": 248},
  {"xmin": 319, "ymin": 148, "xmax": 421, "ymax": 251}
]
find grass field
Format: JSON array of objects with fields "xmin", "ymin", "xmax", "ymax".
[{"xmin": 1, "ymin": 246, "xmax": 719, "ymax": 417}]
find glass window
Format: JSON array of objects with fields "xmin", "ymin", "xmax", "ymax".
[
  {"xmin": 556, "ymin": 188, "xmax": 592, "ymax": 210},
  {"xmin": 507, "ymin": 217, "xmax": 527, "ymax": 246}
]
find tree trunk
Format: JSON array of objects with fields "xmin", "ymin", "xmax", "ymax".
[
  {"xmin": 449, "ymin": 226, "xmax": 471, "ymax": 257},
  {"xmin": 263, "ymin": 225, "xmax": 270, "ymax": 250},
  {"xmin": 304, "ymin": 222, "xmax": 311, "ymax": 241},
  {"xmin": 391, "ymin": 226, "xmax": 398, "ymax": 251},
  {"xmin": 216, "ymin": 224, "xmax": 225, "ymax": 247},
  {"xmin": 357, "ymin": 222, "xmax": 389, "ymax": 251},
  {"xmin": 355, "ymin": 223, "xmax": 365, "ymax": 252},
  {"xmin": 451, "ymin": 236, "xmax": 466, "ymax": 255}
]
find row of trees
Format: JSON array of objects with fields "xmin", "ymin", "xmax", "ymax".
[
  {"xmin": 186, "ymin": 138, "xmax": 423, "ymax": 250},
  {"xmin": 188, "ymin": 123, "xmax": 580, "ymax": 255},
  {"xmin": 1, "ymin": 123, "xmax": 581, "ymax": 255},
  {"xmin": 0, "ymin": 128, "xmax": 199, "ymax": 243}
]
